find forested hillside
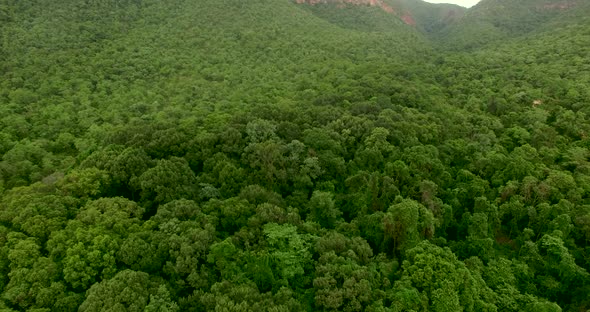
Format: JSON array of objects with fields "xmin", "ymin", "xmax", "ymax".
[
  {"xmin": 438, "ymin": 0, "xmax": 590, "ymax": 49},
  {"xmin": 0, "ymin": 0, "xmax": 589, "ymax": 311}
]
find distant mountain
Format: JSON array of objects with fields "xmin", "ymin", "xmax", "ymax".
[
  {"xmin": 295, "ymin": 0, "xmax": 590, "ymax": 50},
  {"xmin": 438, "ymin": 0, "xmax": 590, "ymax": 49},
  {"xmin": 388, "ymin": 0, "xmax": 466, "ymax": 35},
  {"xmin": 294, "ymin": 0, "xmax": 466, "ymax": 34}
]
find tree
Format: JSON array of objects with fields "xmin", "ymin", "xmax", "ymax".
[
  {"xmin": 2, "ymin": 233, "xmax": 82, "ymax": 311},
  {"xmin": 117, "ymin": 230, "xmax": 166, "ymax": 273},
  {"xmin": 243, "ymin": 140, "xmax": 287, "ymax": 190},
  {"xmin": 145, "ymin": 285, "xmax": 179, "ymax": 312},
  {"xmin": 431, "ymin": 281, "xmax": 462, "ymax": 312},
  {"xmin": 80, "ymin": 145, "xmax": 154, "ymax": 198},
  {"xmin": 199, "ymin": 153, "xmax": 245, "ymax": 198},
  {"xmin": 308, "ymin": 191, "xmax": 341, "ymax": 228},
  {"xmin": 313, "ymin": 235, "xmax": 383, "ymax": 312},
  {"xmin": 0, "ymin": 185, "xmax": 78, "ymax": 241},
  {"xmin": 139, "ymin": 157, "xmax": 197, "ymax": 205},
  {"xmin": 78, "ymin": 270, "xmax": 154, "ymax": 312},
  {"xmin": 152, "ymin": 200, "xmax": 217, "ymax": 292},
  {"xmin": 76, "ymin": 197, "xmax": 144, "ymax": 234},
  {"xmin": 202, "ymin": 197, "xmax": 255, "ymax": 236},
  {"xmin": 263, "ymin": 223, "xmax": 313, "ymax": 282},
  {"xmin": 0, "ymin": 139, "xmax": 53, "ymax": 189},
  {"xmin": 535, "ymin": 233, "xmax": 589, "ymax": 301},
  {"xmin": 396, "ymin": 241, "xmax": 499, "ymax": 312},
  {"xmin": 383, "ymin": 198, "xmax": 434, "ymax": 252},
  {"xmin": 57, "ymin": 168, "xmax": 111, "ymax": 200},
  {"xmin": 44, "ymin": 198, "xmax": 144, "ymax": 290}
]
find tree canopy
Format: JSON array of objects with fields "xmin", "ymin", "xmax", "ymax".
[{"xmin": 0, "ymin": 0, "xmax": 589, "ymax": 310}]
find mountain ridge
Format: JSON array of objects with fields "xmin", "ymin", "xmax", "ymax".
[
  {"xmin": 295, "ymin": 0, "xmax": 466, "ymax": 32},
  {"xmin": 295, "ymin": 0, "xmax": 590, "ymax": 48}
]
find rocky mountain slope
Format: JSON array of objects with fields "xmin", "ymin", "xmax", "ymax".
[{"xmin": 295, "ymin": 0, "xmax": 466, "ymax": 34}]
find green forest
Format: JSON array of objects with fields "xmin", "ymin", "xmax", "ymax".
[{"xmin": 0, "ymin": 0, "xmax": 589, "ymax": 311}]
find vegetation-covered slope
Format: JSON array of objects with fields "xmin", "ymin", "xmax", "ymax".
[
  {"xmin": 395, "ymin": 0, "xmax": 465, "ymax": 34},
  {"xmin": 296, "ymin": 0, "xmax": 466, "ymax": 35},
  {"xmin": 438, "ymin": 0, "xmax": 590, "ymax": 49},
  {"xmin": 0, "ymin": 0, "xmax": 589, "ymax": 311}
]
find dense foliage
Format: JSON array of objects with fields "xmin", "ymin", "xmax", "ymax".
[
  {"xmin": 0, "ymin": 0, "xmax": 589, "ymax": 311},
  {"xmin": 438, "ymin": 0, "xmax": 590, "ymax": 50}
]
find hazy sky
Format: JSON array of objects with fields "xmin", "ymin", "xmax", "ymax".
[{"xmin": 423, "ymin": 0, "xmax": 481, "ymax": 8}]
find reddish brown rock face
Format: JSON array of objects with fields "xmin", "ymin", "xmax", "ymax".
[
  {"xmin": 295, "ymin": 0, "xmax": 420, "ymax": 25},
  {"xmin": 295, "ymin": 0, "xmax": 394, "ymax": 13},
  {"xmin": 295, "ymin": 0, "xmax": 390, "ymax": 10},
  {"xmin": 401, "ymin": 13, "xmax": 416, "ymax": 26}
]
